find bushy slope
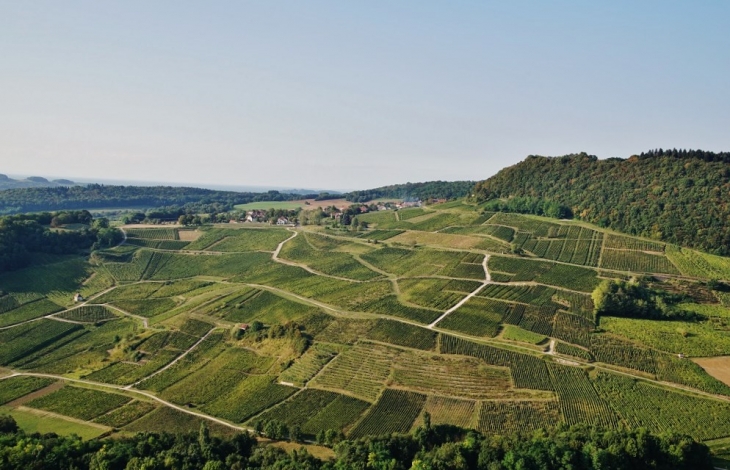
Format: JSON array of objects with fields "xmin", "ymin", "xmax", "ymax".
[
  {"xmin": 474, "ymin": 149, "xmax": 730, "ymax": 255},
  {"xmin": 346, "ymin": 180, "xmax": 475, "ymax": 203}
]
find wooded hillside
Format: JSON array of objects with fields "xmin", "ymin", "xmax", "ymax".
[{"xmin": 474, "ymin": 149, "xmax": 730, "ymax": 255}]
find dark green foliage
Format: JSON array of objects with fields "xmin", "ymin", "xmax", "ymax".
[
  {"xmin": 474, "ymin": 150, "xmax": 730, "ymax": 255},
  {"xmin": 440, "ymin": 335, "xmax": 553, "ymax": 391},
  {"xmin": 346, "ymin": 181, "xmax": 475, "ymax": 203},
  {"xmin": 0, "ymin": 413, "xmax": 716, "ymax": 469},
  {"xmin": 0, "ymin": 212, "xmax": 103, "ymax": 272},
  {"xmin": 481, "ymin": 196, "xmax": 572, "ymax": 218},
  {"xmin": 366, "ymin": 319, "xmax": 438, "ymax": 350},
  {"xmin": 0, "ymin": 185, "xmax": 313, "ymax": 214},
  {"xmin": 593, "ymin": 279, "xmax": 698, "ymax": 321},
  {"xmin": 348, "ymin": 389, "xmax": 427, "ymax": 438}
]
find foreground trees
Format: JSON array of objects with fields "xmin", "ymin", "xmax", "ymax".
[{"xmin": 0, "ymin": 416, "xmax": 714, "ymax": 469}]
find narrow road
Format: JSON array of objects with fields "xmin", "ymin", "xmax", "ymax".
[
  {"xmin": 428, "ymin": 254, "xmax": 491, "ymax": 328},
  {"xmin": 126, "ymin": 328, "xmax": 217, "ymax": 389},
  {"xmin": 1, "ymin": 371, "xmax": 250, "ymax": 433},
  {"xmin": 270, "ymin": 229, "xmax": 368, "ymax": 283}
]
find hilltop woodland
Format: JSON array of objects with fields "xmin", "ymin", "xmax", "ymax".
[
  {"xmin": 0, "ymin": 180, "xmax": 474, "ymax": 216},
  {"xmin": 4, "ymin": 184, "xmax": 730, "ymax": 467},
  {"xmin": 346, "ymin": 180, "xmax": 475, "ymax": 203},
  {"xmin": 473, "ymin": 149, "xmax": 730, "ymax": 255},
  {"xmin": 0, "ymin": 211, "xmax": 122, "ymax": 271},
  {"xmin": 0, "ymin": 186, "xmax": 314, "ymax": 215}
]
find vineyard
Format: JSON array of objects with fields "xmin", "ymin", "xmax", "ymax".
[
  {"xmin": 476, "ymin": 400, "xmax": 560, "ymax": 434},
  {"xmin": 416, "ymin": 396, "xmax": 475, "ymax": 429},
  {"xmin": 309, "ymin": 343, "xmax": 396, "ymax": 401},
  {"xmin": 665, "ymin": 244, "xmax": 730, "ymax": 279},
  {"xmin": 599, "ymin": 248, "xmax": 680, "ymax": 274},
  {"xmin": 56, "ymin": 305, "xmax": 118, "ymax": 323},
  {"xmin": 392, "ymin": 353, "xmax": 514, "ymax": 399},
  {"xmin": 3, "ymin": 206, "xmax": 730, "ymax": 446},
  {"xmin": 437, "ymin": 297, "xmax": 510, "ymax": 337},
  {"xmin": 348, "ymin": 389, "xmax": 426, "ymax": 438},
  {"xmin": 488, "ymin": 256, "xmax": 600, "ymax": 292},
  {"xmin": 125, "ymin": 228, "xmax": 179, "ymax": 240},
  {"xmin": 279, "ymin": 344, "xmax": 340, "ymax": 386},
  {"xmin": 439, "ymin": 335, "xmax": 554, "ymax": 391},
  {"xmin": 501, "ymin": 325, "xmax": 546, "ymax": 345},
  {"xmin": 547, "ymin": 363, "xmax": 618, "ymax": 428},
  {"xmin": 364, "ymin": 320, "xmax": 438, "ymax": 351},
  {"xmin": 592, "ymin": 372, "xmax": 730, "ymax": 440},
  {"xmin": 0, "ymin": 298, "xmax": 64, "ymax": 328},
  {"xmin": 277, "ymin": 232, "xmax": 383, "ymax": 280},
  {"xmin": 0, "ymin": 376, "xmax": 55, "ymax": 405},
  {"xmin": 93, "ymin": 400, "xmax": 157, "ymax": 428},
  {"xmin": 27, "ymin": 386, "xmax": 131, "ymax": 420},
  {"xmin": 248, "ymin": 388, "xmax": 376, "ymax": 438}
]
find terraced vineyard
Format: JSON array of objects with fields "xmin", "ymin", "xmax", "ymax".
[{"xmin": 2, "ymin": 207, "xmax": 730, "ymax": 448}]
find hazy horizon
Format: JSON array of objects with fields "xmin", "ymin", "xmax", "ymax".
[{"xmin": 1, "ymin": 1, "xmax": 728, "ymax": 188}]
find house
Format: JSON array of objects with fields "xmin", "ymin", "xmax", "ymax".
[
  {"xmin": 73, "ymin": 293, "xmax": 84, "ymax": 303},
  {"xmin": 276, "ymin": 217, "xmax": 289, "ymax": 225},
  {"xmin": 240, "ymin": 323, "xmax": 249, "ymax": 332}
]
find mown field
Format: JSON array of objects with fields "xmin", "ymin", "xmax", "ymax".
[{"xmin": 2, "ymin": 208, "xmax": 730, "ymax": 448}]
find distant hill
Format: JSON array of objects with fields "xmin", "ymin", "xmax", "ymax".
[
  {"xmin": 474, "ymin": 149, "xmax": 730, "ymax": 255},
  {"xmin": 346, "ymin": 180, "xmax": 475, "ymax": 203},
  {"xmin": 0, "ymin": 174, "xmax": 77, "ymax": 191},
  {"xmin": 0, "ymin": 184, "xmax": 314, "ymax": 214},
  {"xmin": 0, "ymin": 179, "xmax": 472, "ymax": 214}
]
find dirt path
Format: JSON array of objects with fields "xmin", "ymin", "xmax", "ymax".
[
  {"xmin": 271, "ymin": 230, "xmax": 368, "ymax": 283},
  {"xmin": 428, "ymin": 254, "xmax": 491, "ymax": 329},
  {"xmin": 126, "ymin": 328, "xmax": 218, "ymax": 389},
  {"xmin": 2, "ymin": 371, "xmax": 250, "ymax": 433},
  {"xmin": 4, "ymin": 381, "xmax": 65, "ymax": 407},
  {"xmin": 101, "ymin": 304, "xmax": 149, "ymax": 328}
]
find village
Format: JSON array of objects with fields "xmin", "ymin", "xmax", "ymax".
[{"xmin": 231, "ymin": 199, "xmax": 425, "ymax": 227}]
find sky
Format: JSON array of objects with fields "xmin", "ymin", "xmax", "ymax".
[{"xmin": 1, "ymin": 1, "xmax": 728, "ymax": 191}]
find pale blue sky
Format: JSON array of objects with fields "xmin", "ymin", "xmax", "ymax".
[{"xmin": 1, "ymin": 1, "xmax": 728, "ymax": 190}]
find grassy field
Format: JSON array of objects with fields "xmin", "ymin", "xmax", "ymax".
[
  {"xmin": 1, "ymin": 406, "xmax": 109, "ymax": 439},
  {"xmin": 4, "ymin": 206, "xmax": 730, "ymax": 448}
]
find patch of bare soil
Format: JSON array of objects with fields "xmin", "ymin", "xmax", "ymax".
[
  {"xmin": 178, "ymin": 229, "xmax": 202, "ymax": 241},
  {"xmin": 5, "ymin": 381, "xmax": 65, "ymax": 407},
  {"xmin": 299, "ymin": 198, "xmax": 352, "ymax": 209},
  {"xmin": 694, "ymin": 356, "xmax": 730, "ymax": 387}
]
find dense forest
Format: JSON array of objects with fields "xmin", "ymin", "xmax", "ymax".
[
  {"xmin": 0, "ymin": 174, "xmax": 76, "ymax": 191},
  {"xmin": 346, "ymin": 181, "xmax": 475, "ymax": 203},
  {"xmin": 0, "ymin": 211, "xmax": 122, "ymax": 272},
  {"xmin": 474, "ymin": 149, "xmax": 730, "ymax": 255},
  {"xmin": 0, "ymin": 181, "xmax": 475, "ymax": 215},
  {"xmin": 0, "ymin": 186, "xmax": 315, "ymax": 215},
  {"xmin": 0, "ymin": 415, "xmax": 713, "ymax": 470}
]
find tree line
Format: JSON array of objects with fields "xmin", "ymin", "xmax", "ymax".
[
  {"xmin": 0, "ymin": 181, "xmax": 476, "ymax": 217},
  {"xmin": 0, "ymin": 414, "xmax": 714, "ymax": 470},
  {"xmin": 0, "ymin": 211, "xmax": 122, "ymax": 272},
  {"xmin": 346, "ymin": 181, "xmax": 475, "ymax": 203},
  {"xmin": 473, "ymin": 149, "xmax": 730, "ymax": 255},
  {"xmin": 0, "ymin": 186, "xmax": 317, "ymax": 215}
]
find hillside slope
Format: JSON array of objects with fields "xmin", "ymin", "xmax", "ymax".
[
  {"xmin": 0, "ymin": 174, "xmax": 77, "ymax": 190},
  {"xmin": 474, "ymin": 149, "xmax": 730, "ymax": 255}
]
